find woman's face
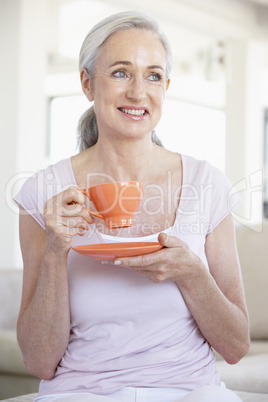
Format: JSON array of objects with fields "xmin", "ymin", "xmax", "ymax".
[{"xmin": 82, "ymin": 28, "xmax": 170, "ymax": 143}]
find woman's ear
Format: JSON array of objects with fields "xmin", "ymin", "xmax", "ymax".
[{"xmin": 80, "ymin": 69, "xmax": 94, "ymax": 102}]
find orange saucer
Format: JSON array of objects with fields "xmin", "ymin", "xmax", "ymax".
[{"xmin": 72, "ymin": 242, "xmax": 163, "ymax": 260}]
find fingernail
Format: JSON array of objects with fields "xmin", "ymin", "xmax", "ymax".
[{"xmin": 114, "ymin": 260, "xmax": 122, "ymax": 265}]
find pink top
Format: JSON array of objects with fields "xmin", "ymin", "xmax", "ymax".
[{"xmin": 14, "ymin": 154, "xmax": 241, "ymax": 396}]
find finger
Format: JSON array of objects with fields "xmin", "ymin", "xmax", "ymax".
[
  {"xmin": 46, "ymin": 220, "xmax": 87, "ymax": 238},
  {"xmin": 158, "ymin": 232, "xmax": 184, "ymax": 248},
  {"xmin": 61, "ymin": 186, "xmax": 87, "ymax": 206},
  {"xmin": 45, "ymin": 186, "xmax": 87, "ymax": 212},
  {"xmin": 122, "ymin": 266, "xmax": 166, "ymax": 284},
  {"xmin": 46, "ymin": 216, "xmax": 89, "ymax": 234},
  {"xmin": 61, "ymin": 202, "xmax": 94, "ymax": 224},
  {"xmin": 114, "ymin": 251, "xmax": 161, "ymax": 267},
  {"xmin": 77, "ymin": 183, "xmax": 86, "ymax": 190},
  {"xmin": 45, "ymin": 202, "xmax": 94, "ymax": 225},
  {"xmin": 65, "ymin": 226, "xmax": 88, "ymax": 237},
  {"xmin": 60, "ymin": 216, "xmax": 90, "ymax": 232}
]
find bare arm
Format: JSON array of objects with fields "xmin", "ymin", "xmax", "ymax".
[
  {"xmin": 177, "ymin": 214, "xmax": 250, "ymax": 363},
  {"xmin": 115, "ymin": 214, "xmax": 250, "ymax": 364},
  {"xmin": 17, "ymin": 186, "xmax": 92, "ymax": 380}
]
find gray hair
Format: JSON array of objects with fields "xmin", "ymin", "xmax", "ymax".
[{"xmin": 77, "ymin": 11, "xmax": 173, "ymax": 151}]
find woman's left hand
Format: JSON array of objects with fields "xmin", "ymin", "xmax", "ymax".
[{"xmin": 113, "ymin": 232, "xmax": 206, "ymax": 284}]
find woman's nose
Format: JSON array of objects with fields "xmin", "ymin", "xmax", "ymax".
[{"xmin": 126, "ymin": 76, "xmax": 146, "ymax": 101}]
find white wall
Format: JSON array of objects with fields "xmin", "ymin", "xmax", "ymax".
[
  {"xmin": 225, "ymin": 39, "xmax": 266, "ymax": 227},
  {"xmin": 1, "ymin": 0, "xmax": 48, "ymax": 269},
  {"xmin": 0, "ymin": 1, "xmax": 21, "ymax": 269}
]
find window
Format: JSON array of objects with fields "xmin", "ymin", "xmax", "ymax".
[
  {"xmin": 156, "ymin": 98, "xmax": 225, "ymax": 171},
  {"xmin": 48, "ymin": 95, "xmax": 89, "ymax": 164}
]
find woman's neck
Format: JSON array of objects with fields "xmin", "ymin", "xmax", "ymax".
[{"xmin": 89, "ymin": 135, "xmax": 160, "ymax": 183}]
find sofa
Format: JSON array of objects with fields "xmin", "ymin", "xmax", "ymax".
[
  {"xmin": 1, "ymin": 222, "xmax": 268, "ymax": 402},
  {"xmin": 0, "ymin": 270, "xmax": 40, "ymax": 400},
  {"xmin": 215, "ymin": 222, "xmax": 268, "ymax": 401}
]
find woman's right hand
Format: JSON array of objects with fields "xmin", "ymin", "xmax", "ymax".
[{"xmin": 43, "ymin": 184, "xmax": 94, "ymax": 254}]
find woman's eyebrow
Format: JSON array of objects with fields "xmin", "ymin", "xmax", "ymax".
[
  {"xmin": 109, "ymin": 61, "xmax": 132, "ymax": 68},
  {"xmin": 108, "ymin": 61, "xmax": 164, "ymax": 71},
  {"xmin": 147, "ymin": 65, "xmax": 164, "ymax": 71}
]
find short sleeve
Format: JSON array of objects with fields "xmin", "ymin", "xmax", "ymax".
[
  {"xmin": 14, "ymin": 170, "xmax": 46, "ymax": 229},
  {"xmin": 13, "ymin": 158, "xmax": 76, "ymax": 230},
  {"xmin": 206, "ymin": 165, "xmax": 242, "ymax": 234}
]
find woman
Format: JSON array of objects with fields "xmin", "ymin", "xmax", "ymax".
[{"xmin": 14, "ymin": 11, "xmax": 249, "ymax": 402}]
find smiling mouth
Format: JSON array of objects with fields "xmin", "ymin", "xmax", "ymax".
[{"xmin": 118, "ymin": 108, "xmax": 148, "ymax": 116}]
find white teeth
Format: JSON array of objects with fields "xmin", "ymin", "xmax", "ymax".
[{"xmin": 121, "ymin": 108, "xmax": 146, "ymax": 116}]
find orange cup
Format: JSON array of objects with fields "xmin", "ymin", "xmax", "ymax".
[{"xmin": 79, "ymin": 181, "xmax": 143, "ymax": 228}]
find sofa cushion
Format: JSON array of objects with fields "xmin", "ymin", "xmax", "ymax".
[
  {"xmin": 0, "ymin": 376, "xmax": 39, "ymax": 401},
  {"xmin": 2, "ymin": 391, "xmax": 268, "ymax": 402},
  {"xmin": 217, "ymin": 353, "xmax": 268, "ymax": 393},
  {"xmin": 248, "ymin": 340, "xmax": 268, "ymax": 356},
  {"xmin": 235, "ymin": 223, "xmax": 268, "ymax": 339},
  {"xmin": 0, "ymin": 330, "xmax": 29, "ymax": 375},
  {"xmin": 0, "ymin": 269, "xmax": 23, "ymax": 330},
  {"xmin": 235, "ymin": 391, "xmax": 268, "ymax": 402},
  {"xmin": 2, "ymin": 393, "xmax": 38, "ymax": 402}
]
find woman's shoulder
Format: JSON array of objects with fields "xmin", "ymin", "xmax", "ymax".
[
  {"xmin": 156, "ymin": 146, "xmax": 182, "ymax": 168},
  {"xmin": 14, "ymin": 157, "xmax": 76, "ymax": 229},
  {"xmin": 181, "ymin": 153, "xmax": 226, "ymax": 185},
  {"xmin": 15, "ymin": 157, "xmax": 76, "ymax": 206},
  {"xmin": 28, "ymin": 157, "xmax": 74, "ymax": 188}
]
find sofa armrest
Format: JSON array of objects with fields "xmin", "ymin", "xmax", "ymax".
[
  {"xmin": 217, "ymin": 353, "xmax": 268, "ymax": 393},
  {"xmin": 0, "ymin": 330, "xmax": 32, "ymax": 376}
]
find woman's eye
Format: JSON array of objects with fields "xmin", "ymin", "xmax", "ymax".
[
  {"xmin": 148, "ymin": 73, "xmax": 162, "ymax": 82},
  {"xmin": 112, "ymin": 70, "xmax": 127, "ymax": 78}
]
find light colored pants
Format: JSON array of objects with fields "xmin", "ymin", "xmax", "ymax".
[{"xmin": 34, "ymin": 385, "xmax": 242, "ymax": 402}]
